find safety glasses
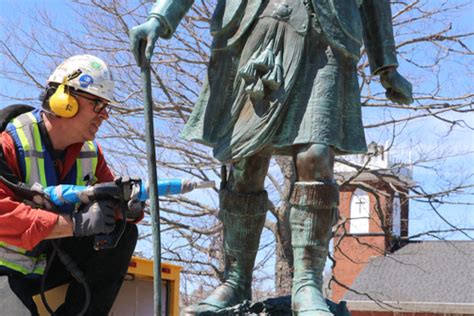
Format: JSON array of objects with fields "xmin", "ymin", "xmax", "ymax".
[{"xmin": 72, "ymin": 92, "xmax": 111, "ymax": 114}]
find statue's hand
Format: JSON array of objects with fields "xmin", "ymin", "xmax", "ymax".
[
  {"xmin": 380, "ymin": 68, "xmax": 413, "ymax": 105},
  {"xmin": 129, "ymin": 18, "xmax": 163, "ymax": 68}
]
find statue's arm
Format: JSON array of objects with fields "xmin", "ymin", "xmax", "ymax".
[
  {"xmin": 148, "ymin": 0, "xmax": 195, "ymax": 39},
  {"xmin": 360, "ymin": 0, "xmax": 413, "ymax": 105},
  {"xmin": 359, "ymin": 0, "xmax": 398, "ymax": 75}
]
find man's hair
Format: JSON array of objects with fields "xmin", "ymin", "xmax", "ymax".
[{"xmin": 39, "ymin": 84, "xmax": 59, "ymax": 113}]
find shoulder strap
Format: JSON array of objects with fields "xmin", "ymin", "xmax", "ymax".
[{"xmin": 0, "ymin": 104, "xmax": 35, "ymax": 132}]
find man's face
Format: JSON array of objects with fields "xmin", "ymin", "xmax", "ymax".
[{"xmin": 69, "ymin": 91, "xmax": 110, "ymax": 141}]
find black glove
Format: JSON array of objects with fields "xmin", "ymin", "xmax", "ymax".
[
  {"xmin": 114, "ymin": 176, "xmax": 145, "ymax": 221},
  {"xmin": 73, "ymin": 200, "xmax": 117, "ymax": 237}
]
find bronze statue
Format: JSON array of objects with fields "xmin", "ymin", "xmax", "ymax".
[{"xmin": 130, "ymin": 1, "xmax": 412, "ymax": 315}]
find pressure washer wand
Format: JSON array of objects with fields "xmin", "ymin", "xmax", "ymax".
[{"xmin": 41, "ymin": 179, "xmax": 216, "ymax": 206}]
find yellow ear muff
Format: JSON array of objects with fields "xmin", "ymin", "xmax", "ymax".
[{"xmin": 49, "ymin": 83, "xmax": 79, "ymax": 118}]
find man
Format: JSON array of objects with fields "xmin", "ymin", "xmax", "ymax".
[
  {"xmin": 0, "ymin": 55, "xmax": 140, "ymax": 315},
  {"xmin": 130, "ymin": 0, "xmax": 413, "ymax": 315}
]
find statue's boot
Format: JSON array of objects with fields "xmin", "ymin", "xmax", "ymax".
[
  {"xmin": 290, "ymin": 181, "xmax": 339, "ymax": 316},
  {"xmin": 182, "ymin": 189, "xmax": 268, "ymax": 316}
]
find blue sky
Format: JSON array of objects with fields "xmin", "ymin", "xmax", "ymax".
[
  {"xmin": 0, "ymin": 0, "xmax": 472, "ymax": 299},
  {"xmin": 1, "ymin": 0, "xmax": 472, "ymax": 245}
]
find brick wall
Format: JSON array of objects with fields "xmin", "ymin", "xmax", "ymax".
[{"xmin": 332, "ymin": 183, "xmax": 409, "ymax": 302}]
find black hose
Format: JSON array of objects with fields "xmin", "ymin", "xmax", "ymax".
[
  {"xmin": 40, "ymin": 242, "xmax": 56, "ymax": 315},
  {"xmin": 40, "ymin": 240, "xmax": 91, "ymax": 316}
]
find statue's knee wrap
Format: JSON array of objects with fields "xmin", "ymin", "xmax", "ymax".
[
  {"xmin": 219, "ymin": 189, "xmax": 268, "ymax": 260},
  {"xmin": 290, "ymin": 181, "xmax": 339, "ymax": 316},
  {"xmin": 290, "ymin": 181, "xmax": 339, "ymax": 249}
]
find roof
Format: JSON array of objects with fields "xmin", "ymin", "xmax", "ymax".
[{"xmin": 343, "ymin": 241, "xmax": 474, "ymax": 314}]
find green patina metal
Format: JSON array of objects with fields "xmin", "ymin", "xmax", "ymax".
[
  {"xmin": 130, "ymin": 0, "xmax": 413, "ymax": 315},
  {"xmin": 141, "ymin": 64, "xmax": 163, "ymax": 316}
]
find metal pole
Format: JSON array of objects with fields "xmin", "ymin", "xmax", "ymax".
[{"xmin": 141, "ymin": 65, "xmax": 162, "ymax": 316}]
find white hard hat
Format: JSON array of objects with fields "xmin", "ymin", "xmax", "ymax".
[{"xmin": 47, "ymin": 55, "xmax": 115, "ymax": 102}]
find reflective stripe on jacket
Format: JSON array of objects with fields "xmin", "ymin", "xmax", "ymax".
[{"xmin": 0, "ymin": 242, "xmax": 46, "ymax": 275}]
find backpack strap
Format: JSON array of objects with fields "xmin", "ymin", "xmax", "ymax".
[{"xmin": 0, "ymin": 104, "xmax": 35, "ymax": 132}]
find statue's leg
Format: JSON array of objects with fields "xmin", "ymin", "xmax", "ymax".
[
  {"xmin": 182, "ymin": 151, "xmax": 271, "ymax": 315},
  {"xmin": 290, "ymin": 144, "xmax": 338, "ymax": 315}
]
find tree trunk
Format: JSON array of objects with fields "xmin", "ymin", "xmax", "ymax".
[
  {"xmin": 274, "ymin": 202, "xmax": 293, "ymax": 295},
  {"xmin": 274, "ymin": 157, "xmax": 296, "ymax": 295}
]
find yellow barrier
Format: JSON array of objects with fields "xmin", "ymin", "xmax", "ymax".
[{"xmin": 33, "ymin": 256, "xmax": 182, "ymax": 315}]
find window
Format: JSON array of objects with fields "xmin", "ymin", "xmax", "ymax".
[
  {"xmin": 392, "ymin": 193, "xmax": 401, "ymax": 236},
  {"xmin": 350, "ymin": 189, "xmax": 370, "ymax": 234}
]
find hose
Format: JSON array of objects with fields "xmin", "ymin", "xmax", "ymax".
[{"xmin": 40, "ymin": 240, "xmax": 90, "ymax": 316}]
